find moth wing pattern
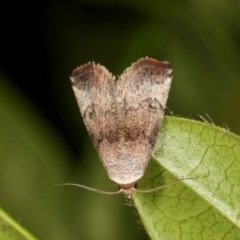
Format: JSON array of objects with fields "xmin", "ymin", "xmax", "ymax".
[
  {"xmin": 70, "ymin": 63, "xmax": 118, "ymax": 150},
  {"xmin": 70, "ymin": 57, "xmax": 172, "ymax": 190},
  {"xmin": 108, "ymin": 58, "xmax": 172, "ymax": 186}
]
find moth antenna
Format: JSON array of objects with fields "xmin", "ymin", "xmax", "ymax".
[
  {"xmin": 135, "ymin": 178, "xmax": 195, "ymax": 194},
  {"xmin": 56, "ymin": 183, "xmax": 122, "ymax": 195}
]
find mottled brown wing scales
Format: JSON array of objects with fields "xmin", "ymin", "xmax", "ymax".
[
  {"xmin": 70, "ymin": 63, "xmax": 118, "ymax": 149},
  {"xmin": 122, "ymin": 58, "xmax": 172, "ymax": 144},
  {"xmin": 70, "ymin": 57, "xmax": 172, "ymax": 188},
  {"xmin": 105, "ymin": 58, "xmax": 172, "ymax": 185}
]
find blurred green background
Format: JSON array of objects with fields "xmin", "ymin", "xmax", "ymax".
[{"xmin": 0, "ymin": 0, "xmax": 240, "ymax": 239}]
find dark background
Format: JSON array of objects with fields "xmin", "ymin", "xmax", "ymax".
[{"xmin": 0, "ymin": 1, "xmax": 240, "ymax": 239}]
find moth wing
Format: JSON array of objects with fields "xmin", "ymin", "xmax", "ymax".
[
  {"xmin": 70, "ymin": 58, "xmax": 172, "ymax": 188},
  {"xmin": 106, "ymin": 57, "xmax": 172, "ymax": 186},
  {"xmin": 70, "ymin": 63, "xmax": 117, "ymax": 150}
]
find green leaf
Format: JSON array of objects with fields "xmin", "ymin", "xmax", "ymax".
[
  {"xmin": 133, "ymin": 116, "xmax": 240, "ymax": 240},
  {"xmin": 0, "ymin": 207, "xmax": 36, "ymax": 240}
]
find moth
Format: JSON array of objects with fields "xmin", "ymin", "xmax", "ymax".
[{"xmin": 66, "ymin": 57, "xmax": 172, "ymax": 197}]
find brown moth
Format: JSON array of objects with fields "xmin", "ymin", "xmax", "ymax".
[{"xmin": 68, "ymin": 57, "xmax": 172, "ymax": 197}]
